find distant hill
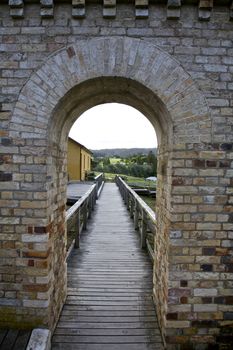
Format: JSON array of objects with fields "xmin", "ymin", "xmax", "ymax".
[{"xmin": 92, "ymin": 148, "xmax": 157, "ymax": 158}]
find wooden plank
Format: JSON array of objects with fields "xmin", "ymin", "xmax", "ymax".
[
  {"xmin": 0, "ymin": 329, "xmax": 8, "ymax": 346},
  {"xmin": 54, "ymin": 328, "xmax": 161, "ymax": 336},
  {"xmin": 69, "ymin": 266, "xmax": 153, "ymax": 275},
  {"xmin": 61, "ymin": 309, "xmax": 157, "ymax": 316},
  {"xmin": 0, "ymin": 329, "xmax": 31, "ymax": 350},
  {"xmin": 67, "ymin": 284, "xmax": 151, "ymax": 294},
  {"xmin": 1, "ymin": 329, "xmax": 19, "ymax": 350},
  {"xmin": 52, "ymin": 183, "xmax": 163, "ymax": 349},
  {"xmin": 66, "ymin": 296, "xmax": 153, "ymax": 302},
  {"xmin": 68, "ymin": 270, "xmax": 152, "ymax": 275},
  {"xmin": 68, "ymin": 276, "xmax": 153, "ymax": 280},
  {"xmin": 65, "ymin": 301, "xmax": 154, "ymax": 306},
  {"xmin": 52, "ymin": 335, "xmax": 162, "ymax": 343},
  {"xmin": 61, "ymin": 305, "xmax": 155, "ymax": 311},
  {"xmin": 13, "ymin": 330, "xmax": 31, "ymax": 350},
  {"xmin": 67, "ymin": 284, "xmax": 153, "ymax": 288},
  {"xmin": 67, "ymin": 292, "xmax": 153, "ymax": 296},
  {"xmin": 55, "ymin": 322, "xmax": 159, "ymax": 329},
  {"xmin": 67, "ymin": 287, "xmax": 153, "ymax": 291},
  {"xmin": 52, "ymin": 343, "xmax": 164, "ymax": 350},
  {"xmin": 59, "ymin": 316, "xmax": 158, "ymax": 323}
]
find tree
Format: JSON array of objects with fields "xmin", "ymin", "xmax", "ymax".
[
  {"xmin": 103, "ymin": 157, "xmax": 110, "ymax": 166},
  {"xmin": 147, "ymin": 151, "xmax": 157, "ymax": 175}
]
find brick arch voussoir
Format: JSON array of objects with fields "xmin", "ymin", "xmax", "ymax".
[{"xmin": 10, "ymin": 37, "xmax": 210, "ymax": 143}]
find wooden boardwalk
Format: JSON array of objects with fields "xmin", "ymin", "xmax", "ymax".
[
  {"xmin": 0, "ymin": 329, "xmax": 31, "ymax": 350},
  {"xmin": 67, "ymin": 182, "xmax": 94, "ymax": 205},
  {"xmin": 52, "ymin": 183, "xmax": 163, "ymax": 350}
]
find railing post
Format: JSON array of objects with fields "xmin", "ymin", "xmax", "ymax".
[
  {"xmin": 124, "ymin": 188, "xmax": 127, "ymax": 205},
  {"xmin": 141, "ymin": 210, "xmax": 147, "ymax": 249},
  {"xmin": 74, "ymin": 209, "xmax": 80, "ymax": 248},
  {"xmin": 130, "ymin": 196, "xmax": 134, "ymax": 218},
  {"xmin": 134, "ymin": 201, "xmax": 139, "ymax": 230},
  {"xmin": 83, "ymin": 201, "xmax": 88, "ymax": 230},
  {"xmin": 88, "ymin": 196, "xmax": 92, "ymax": 218},
  {"xmin": 92, "ymin": 187, "xmax": 96, "ymax": 208},
  {"xmin": 126, "ymin": 191, "xmax": 130, "ymax": 210}
]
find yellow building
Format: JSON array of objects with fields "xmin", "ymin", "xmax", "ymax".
[{"xmin": 67, "ymin": 137, "xmax": 92, "ymax": 181}]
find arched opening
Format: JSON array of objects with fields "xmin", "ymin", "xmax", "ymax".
[
  {"xmin": 55, "ymin": 102, "xmax": 161, "ymax": 347},
  {"xmin": 47, "ymin": 77, "xmax": 172, "ymax": 340},
  {"xmin": 6, "ymin": 38, "xmax": 210, "ymax": 345}
]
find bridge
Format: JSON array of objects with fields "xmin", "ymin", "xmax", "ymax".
[{"xmin": 52, "ymin": 180, "xmax": 163, "ymax": 350}]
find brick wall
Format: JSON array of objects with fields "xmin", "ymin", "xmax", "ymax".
[{"xmin": 0, "ymin": 1, "xmax": 232, "ymax": 348}]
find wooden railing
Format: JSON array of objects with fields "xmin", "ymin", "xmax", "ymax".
[
  {"xmin": 94, "ymin": 173, "xmax": 104, "ymax": 198},
  {"xmin": 115, "ymin": 175, "xmax": 156, "ymax": 262},
  {"xmin": 66, "ymin": 173, "xmax": 104, "ymax": 259},
  {"xmin": 66, "ymin": 184, "xmax": 97, "ymax": 258}
]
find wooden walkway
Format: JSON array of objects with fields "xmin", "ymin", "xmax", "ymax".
[
  {"xmin": 67, "ymin": 182, "xmax": 94, "ymax": 205},
  {"xmin": 0, "ymin": 329, "xmax": 31, "ymax": 350},
  {"xmin": 52, "ymin": 183, "xmax": 163, "ymax": 350}
]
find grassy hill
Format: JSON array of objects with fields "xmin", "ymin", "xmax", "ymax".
[{"xmin": 92, "ymin": 148, "xmax": 157, "ymax": 158}]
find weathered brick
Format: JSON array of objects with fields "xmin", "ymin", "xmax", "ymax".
[
  {"xmin": 220, "ymin": 143, "xmax": 232, "ymax": 151},
  {"xmin": 194, "ymin": 289, "xmax": 218, "ymax": 297},
  {"xmin": 193, "ymin": 159, "xmax": 205, "ymax": 168},
  {"xmin": 0, "ymin": 4, "xmax": 232, "ymax": 348},
  {"xmin": 0, "ymin": 172, "xmax": 13, "ymax": 182},
  {"xmin": 21, "ymin": 234, "xmax": 49, "ymax": 243}
]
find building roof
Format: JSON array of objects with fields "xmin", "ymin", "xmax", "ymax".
[{"xmin": 68, "ymin": 136, "xmax": 92, "ymax": 155}]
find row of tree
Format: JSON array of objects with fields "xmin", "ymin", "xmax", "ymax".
[{"xmin": 92, "ymin": 151, "xmax": 157, "ymax": 178}]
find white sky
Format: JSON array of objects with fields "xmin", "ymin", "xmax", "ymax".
[{"xmin": 69, "ymin": 103, "xmax": 157, "ymax": 150}]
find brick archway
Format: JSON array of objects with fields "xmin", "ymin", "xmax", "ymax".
[{"xmin": 6, "ymin": 37, "xmax": 211, "ymax": 345}]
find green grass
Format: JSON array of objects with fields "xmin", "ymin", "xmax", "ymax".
[
  {"xmin": 109, "ymin": 157, "xmax": 122, "ymax": 164},
  {"xmin": 139, "ymin": 195, "xmax": 156, "ymax": 212},
  {"xmin": 103, "ymin": 172, "xmax": 156, "ymax": 187}
]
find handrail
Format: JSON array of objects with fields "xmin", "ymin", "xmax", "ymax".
[
  {"xmin": 66, "ymin": 183, "xmax": 98, "ymax": 259},
  {"xmin": 94, "ymin": 173, "xmax": 105, "ymax": 198},
  {"xmin": 115, "ymin": 175, "xmax": 156, "ymax": 262}
]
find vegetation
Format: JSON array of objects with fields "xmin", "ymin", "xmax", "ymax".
[
  {"xmin": 92, "ymin": 147, "xmax": 156, "ymax": 158},
  {"xmin": 91, "ymin": 148, "xmax": 157, "ymax": 212},
  {"xmin": 103, "ymin": 172, "xmax": 155, "ymax": 187},
  {"xmin": 92, "ymin": 151, "xmax": 157, "ymax": 179},
  {"xmin": 140, "ymin": 195, "xmax": 155, "ymax": 212}
]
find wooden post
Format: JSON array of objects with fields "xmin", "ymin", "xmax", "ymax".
[
  {"xmin": 127, "ymin": 191, "xmax": 129, "ymax": 208},
  {"xmin": 88, "ymin": 196, "xmax": 92, "ymax": 218},
  {"xmin": 141, "ymin": 210, "xmax": 147, "ymax": 249},
  {"xmin": 74, "ymin": 209, "xmax": 80, "ymax": 248},
  {"xmin": 134, "ymin": 201, "xmax": 139, "ymax": 230},
  {"xmin": 92, "ymin": 188, "xmax": 96, "ymax": 208},
  {"xmin": 121, "ymin": 183, "xmax": 124, "ymax": 198},
  {"xmin": 130, "ymin": 196, "xmax": 134, "ymax": 218},
  {"xmin": 95, "ymin": 184, "xmax": 98, "ymax": 200},
  {"xmin": 83, "ymin": 201, "xmax": 88, "ymax": 230},
  {"xmin": 126, "ymin": 191, "xmax": 129, "ymax": 209}
]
